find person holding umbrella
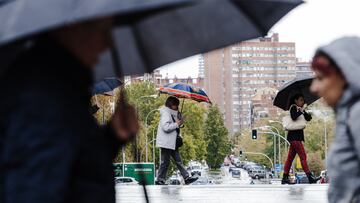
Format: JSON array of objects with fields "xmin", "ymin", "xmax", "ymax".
[
  {"xmin": 155, "ymin": 96, "xmax": 198, "ymax": 185},
  {"xmin": 280, "ymin": 93, "xmax": 320, "ymax": 184},
  {"xmin": 273, "ymin": 77, "xmax": 321, "ymax": 184},
  {"xmin": 310, "ymin": 37, "xmax": 360, "ymax": 203}
]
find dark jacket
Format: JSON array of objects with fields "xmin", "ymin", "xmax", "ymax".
[
  {"xmin": 0, "ymin": 37, "xmax": 120, "ymax": 203},
  {"xmin": 286, "ymin": 105, "xmax": 312, "ymax": 142}
]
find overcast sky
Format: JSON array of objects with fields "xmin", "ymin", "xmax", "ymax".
[{"xmin": 159, "ymin": 0, "xmax": 360, "ymax": 78}]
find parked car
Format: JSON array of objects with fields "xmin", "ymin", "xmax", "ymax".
[
  {"xmin": 235, "ymin": 161, "xmax": 242, "ymax": 168},
  {"xmin": 115, "ymin": 177, "xmax": 139, "ymax": 185},
  {"xmin": 229, "ymin": 166, "xmax": 237, "ymax": 173},
  {"xmin": 249, "ymin": 169, "xmax": 266, "ymax": 179},
  {"xmin": 232, "ymin": 169, "xmax": 241, "ymax": 178},
  {"xmin": 169, "ymin": 178, "xmax": 181, "ymax": 185},
  {"xmin": 190, "ymin": 165, "xmax": 202, "ymax": 176},
  {"xmin": 243, "ymin": 164, "xmax": 255, "ymax": 171},
  {"xmin": 191, "ymin": 176, "xmax": 209, "ymax": 185}
]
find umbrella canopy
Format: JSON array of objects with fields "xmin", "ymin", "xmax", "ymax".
[
  {"xmin": 92, "ymin": 77, "xmax": 122, "ymax": 96},
  {"xmin": 0, "ymin": 0, "xmax": 192, "ymax": 78},
  {"xmin": 159, "ymin": 83, "xmax": 211, "ymax": 103},
  {"xmin": 0, "ymin": 0, "xmax": 303, "ymax": 81},
  {"xmin": 273, "ymin": 77, "xmax": 320, "ymax": 111},
  {"xmin": 96, "ymin": 0, "xmax": 303, "ymax": 80},
  {"xmin": 0, "ymin": 0, "xmax": 191, "ymax": 46}
]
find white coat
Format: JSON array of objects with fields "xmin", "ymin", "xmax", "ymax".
[{"xmin": 156, "ymin": 106, "xmax": 179, "ymax": 150}]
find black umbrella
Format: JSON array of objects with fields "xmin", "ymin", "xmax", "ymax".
[
  {"xmin": 95, "ymin": 0, "xmax": 303, "ymax": 80},
  {"xmin": 0, "ymin": 0, "xmax": 193, "ymax": 78},
  {"xmin": 273, "ymin": 77, "xmax": 320, "ymax": 111},
  {"xmin": 0, "ymin": 0, "xmax": 303, "ymax": 81}
]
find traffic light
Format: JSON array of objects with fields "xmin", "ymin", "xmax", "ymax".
[
  {"xmin": 252, "ymin": 129, "xmax": 257, "ymax": 139},
  {"xmin": 239, "ymin": 150, "xmax": 243, "ymax": 157}
]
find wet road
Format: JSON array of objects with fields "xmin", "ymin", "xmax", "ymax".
[
  {"xmin": 115, "ymin": 184, "xmax": 328, "ymax": 203},
  {"xmin": 115, "ymin": 168, "xmax": 328, "ymax": 203}
]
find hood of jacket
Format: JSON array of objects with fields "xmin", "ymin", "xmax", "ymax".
[
  {"xmin": 316, "ymin": 36, "xmax": 360, "ymax": 107},
  {"xmin": 160, "ymin": 106, "xmax": 178, "ymax": 118}
]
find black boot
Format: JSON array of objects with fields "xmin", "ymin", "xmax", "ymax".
[
  {"xmin": 184, "ymin": 176, "xmax": 198, "ymax": 185},
  {"xmin": 306, "ymin": 172, "xmax": 321, "ymax": 184},
  {"xmin": 281, "ymin": 174, "xmax": 293, "ymax": 185},
  {"xmin": 155, "ymin": 180, "xmax": 167, "ymax": 185}
]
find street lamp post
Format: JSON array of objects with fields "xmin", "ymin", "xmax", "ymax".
[
  {"xmin": 141, "ymin": 126, "xmax": 158, "ymax": 164},
  {"xmin": 255, "ymin": 127, "xmax": 277, "ymax": 177},
  {"xmin": 144, "ymin": 108, "xmax": 159, "ymax": 162},
  {"xmin": 256, "ymin": 130, "xmax": 290, "ymax": 178},
  {"xmin": 264, "ymin": 126, "xmax": 282, "ymax": 170}
]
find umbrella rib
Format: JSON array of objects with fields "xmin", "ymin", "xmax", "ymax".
[{"xmin": 131, "ymin": 25, "xmax": 152, "ymax": 73}]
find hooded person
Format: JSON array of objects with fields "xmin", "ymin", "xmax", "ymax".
[
  {"xmin": 310, "ymin": 36, "xmax": 360, "ymax": 203},
  {"xmin": 155, "ymin": 96, "xmax": 198, "ymax": 185}
]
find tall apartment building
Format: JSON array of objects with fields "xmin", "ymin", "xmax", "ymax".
[
  {"xmin": 296, "ymin": 59, "xmax": 314, "ymax": 79},
  {"xmin": 203, "ymin": 33, "xmax": 297, "ymax": 134},
  {"xmin": 124, "ymin": 69, "xmax": 204, "ymax": 89},
  {"xmin": 198, "ymin": 55, "xmax": 205, "ymax": 78}
]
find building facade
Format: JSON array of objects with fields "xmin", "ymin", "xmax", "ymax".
[
  {"xmin": 295, "ymin": 59, "xmax": 314, "ymax": 79},
  {"xmin": 203, "ymin": 33, "xmax": 297, "ymax": 134},
  {"xmin": 124, "ymin": 69, "xmax": 205, "ymax": 89}
]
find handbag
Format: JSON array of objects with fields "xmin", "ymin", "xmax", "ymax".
[
  {"xmin": 171, "ymin": 115, "xmax": 183, "ymax": 149},
  {"xmin": 282, "ymin": 104, "xmax": 307, "ymax": 131}
]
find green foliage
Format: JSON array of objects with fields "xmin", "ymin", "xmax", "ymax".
[
  {"xmin": 307, "ymin": 151, "xmax": 325, "ymax": 175},
  {"xmin": 204, "ymin": 105, "xmax": 231, "ymax": 169}
]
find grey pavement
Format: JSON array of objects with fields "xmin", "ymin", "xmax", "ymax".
[
  {"xmin": 115, "ymin": 167, "xmax": 328, "ymax": 203},
  {"xmin": 115, "ymin": 184, "xmax": 328, "ymax": 203}
]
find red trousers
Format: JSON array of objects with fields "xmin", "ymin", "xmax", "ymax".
[{"xmin": 283, "ymin": 141, "xmax": 310, "ymax": 174}]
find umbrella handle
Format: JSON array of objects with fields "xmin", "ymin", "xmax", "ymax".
[{"xmin": 179, "ymin": 77, "xmax": 190, "ymax": 114}]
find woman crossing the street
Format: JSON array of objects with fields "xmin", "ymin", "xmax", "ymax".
[{"xmin": 281, "ymin": 93, "xmax": 320, "ymax": 184}]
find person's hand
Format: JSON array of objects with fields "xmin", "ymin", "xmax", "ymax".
[
  {"xmin": 111, "ymin": 103, "xmax": 139, "ymax": 143},
  {"xmin": 303, "ymin": 103, "xmax": 308, "ymax": 109},
  {"xmin": 176, "ymin": 119, "xmax": 184, "ymax": 126}
]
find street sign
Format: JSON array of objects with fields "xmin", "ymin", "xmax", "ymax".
[
  {"xmin": 114, "ymin": 162, "xmax": 155, "ymax": 185},
  {"xmin": 275, "ymin": 164, "xmax": 284, "ymax": 173}
]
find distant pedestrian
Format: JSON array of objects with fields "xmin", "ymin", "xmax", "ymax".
[
  {"xmin": 281, "ymin": 93, "xmax": 320, "ymax": 184},
  {"xmin": 155, "ymin": 96, "xmax": 198, "ymax": 185},
  {"xmin": 294, "ymin": 173, "xmax": 300, "ymax": 184},
  {"xmin": 310, "ymin": 37, "xmax": 360, "ymax": 203}
]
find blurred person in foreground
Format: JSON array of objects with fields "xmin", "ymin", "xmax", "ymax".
[
  {"xmin": 0, "ymin": 17, "xmax": 139, "ymax": 202},
  {"xmin": 310, "ymin": 37, "xmax": 360, "ymax": 203},
  {"xmin": 155, "ymin": 96, "xmax": 198, "ymax": 185}
]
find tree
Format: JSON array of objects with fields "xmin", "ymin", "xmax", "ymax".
[{"xmin": 204, "ymin": 105, "xmax": 231, "ymax": 169}]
